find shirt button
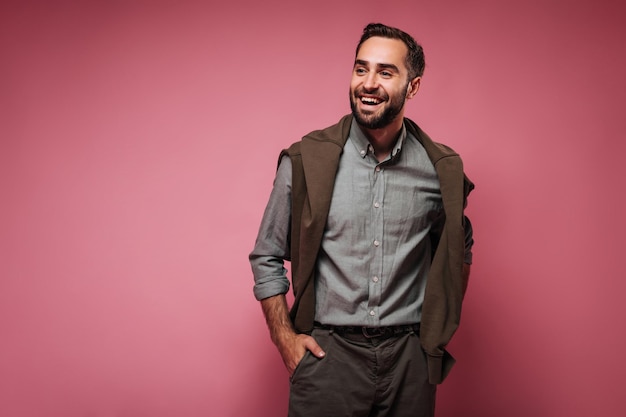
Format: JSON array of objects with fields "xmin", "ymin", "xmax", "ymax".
[
  {"xmin": 375, "ymin": 166, "xmax": 381, "ymax": 172},
  {"xmin": 373, "ymin": 202, "xmax": 380, "ymax": 208},
  {"xmin": 372, "ymin": 276, "xmax": 379, "ymax": 283},
  {"xmin": 369, "ymin": 310, "xmax": 376, "ymax": 316},
  {"xmin": 373, "ymin": 240, "xmax": 380, "ymax": 247},
  {"xmin": 360, "ymin": 150, "xmax": 366, "ymax": 156}
]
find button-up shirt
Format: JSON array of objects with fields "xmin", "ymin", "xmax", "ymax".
[{"xmin": 250, "ymin": 119, "xmax": 468, "ymax": 326}]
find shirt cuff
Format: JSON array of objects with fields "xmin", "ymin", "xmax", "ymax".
[{"xmin": 253, "ymin": 276, "xmax": 290, "ymax": 301}]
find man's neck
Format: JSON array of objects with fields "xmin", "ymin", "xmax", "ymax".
[{"xmin": 359, "ymin": 118, "xmax": 404, "ymax": 160}]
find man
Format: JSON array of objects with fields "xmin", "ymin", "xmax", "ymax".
[{"xmin": 250, "ymin": 23, "xmax": 474, "ymax": 417}]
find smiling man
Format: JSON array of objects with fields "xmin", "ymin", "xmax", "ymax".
[{"xmin": 250, "ymin": 23, "xmax": 475, "ymax": 417}]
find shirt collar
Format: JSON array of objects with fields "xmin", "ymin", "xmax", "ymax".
[{"xmin": 349, "ymin": 118, "xmax": 407, "ymax": 160}]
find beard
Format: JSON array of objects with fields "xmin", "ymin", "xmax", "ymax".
[{"xmin": 349, "ymin": 86, "xmax": 407, "ymax": 130}]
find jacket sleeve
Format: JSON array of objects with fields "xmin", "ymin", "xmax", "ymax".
[
  {"xmin": 464, "ymin": 215, "xmax": 474, "ymax": 265},
  {"xmin": 463, "ymin": 174, "xmax": 475, "ymax": 264}
]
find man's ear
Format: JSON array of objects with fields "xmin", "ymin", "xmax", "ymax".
[{"xmin": 406, "ymin": 77, "xmax": 421, "ymax": 99}]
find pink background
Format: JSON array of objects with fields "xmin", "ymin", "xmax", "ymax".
[{"xmin": 2, "ymin": 1, "xmax": 625, "ymax": 416}]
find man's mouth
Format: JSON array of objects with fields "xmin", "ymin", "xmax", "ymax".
[{"xmin": 360, "ymin": 96, "xmax": 383, "ymax": 105}]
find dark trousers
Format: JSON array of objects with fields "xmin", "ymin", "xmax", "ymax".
[{"xmin": 288, "ymin": 327, "xmax": 436, "ymax": 417}]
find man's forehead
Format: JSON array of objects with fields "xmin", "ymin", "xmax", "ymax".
[{"xmin": 356, "ymin": 37, "xmax": 408, "ymax": 65}]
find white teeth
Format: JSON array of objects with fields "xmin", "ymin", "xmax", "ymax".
[{"xmin": 361, "ymin": 97, "xmax": 381, "ymax": 105}]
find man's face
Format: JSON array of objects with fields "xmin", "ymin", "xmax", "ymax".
[{"xmin": 350, "ymin": 36, "xmax": 416, "ymax": 130}]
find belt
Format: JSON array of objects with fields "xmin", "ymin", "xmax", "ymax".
[{"xmin": 314, "ymin": 322, "xmax": 420, "ymax": 339}]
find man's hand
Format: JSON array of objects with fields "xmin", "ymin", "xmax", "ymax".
[
  {"xmin": 275, "ymin": 330, "xmax": 325, "ymax": 376},
  {"xmin": 260, "ymin": 294, "xmax": 325, "ymax": 376}
]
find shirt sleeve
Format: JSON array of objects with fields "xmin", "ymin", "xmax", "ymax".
[
  {"xmin": 463, "ymin": 215, "xmax": 474, "ymax": 265},
  {"xmin": 249, "ymin": 155, "xmax": 293, "ymax": 300}
]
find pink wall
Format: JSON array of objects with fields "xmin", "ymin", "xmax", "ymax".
[{"xmin": 2, "ymin": 1, "xmax": 625, "ymax": 416}]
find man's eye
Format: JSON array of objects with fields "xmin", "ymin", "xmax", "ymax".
[
  {"xmin": 381, "ymin": 71, "xmax": 392, "ymax": 78},
  {"xmin": 355, "ymin": 68, "xmax": 367, "ymax": 74}
]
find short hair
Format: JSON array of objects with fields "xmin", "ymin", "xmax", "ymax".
[{"xmin": 355, "ymin": 23, "xmax": 425, "ymax": 80}]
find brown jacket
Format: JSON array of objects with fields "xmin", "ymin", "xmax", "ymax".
[{"xmin": 281, "ymin": 114, "xmax": 474, "ymax": 384}]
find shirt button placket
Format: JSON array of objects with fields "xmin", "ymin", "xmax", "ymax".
[{"xmin": 369, "ymin": 163, "xmax": 384, "ymax": 325}]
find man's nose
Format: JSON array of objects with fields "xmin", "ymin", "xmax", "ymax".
[{"xmin": 363, "ymin": 73, "xmax": 378, "ymax": 90}]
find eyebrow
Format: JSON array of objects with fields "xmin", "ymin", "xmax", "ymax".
[{"xmin": 354, "ymin": 59, "xmax": 400, "ymax": 73}]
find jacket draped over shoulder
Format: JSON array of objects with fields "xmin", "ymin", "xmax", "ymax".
[{"xmin": 281, "ymin": 114, "xmax": 474, "ymax": 384}]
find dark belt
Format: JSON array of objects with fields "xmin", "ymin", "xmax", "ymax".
[{"xmin": 314, "ymin": 322, "xmax": 420, "ymax": 339}]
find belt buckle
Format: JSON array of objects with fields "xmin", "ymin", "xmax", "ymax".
[{"xmin": 362, "ymin": 326, "xmax": 385, "ymax": 338}]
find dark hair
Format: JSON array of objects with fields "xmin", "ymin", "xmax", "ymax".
[{"xmin": 355, "ymin": 23, "xmax": 425, "ymax": 80}]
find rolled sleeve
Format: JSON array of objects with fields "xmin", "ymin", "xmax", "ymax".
[{"xmin": 249, "ymin": 156, "xmax": 293, "ymax": 300}]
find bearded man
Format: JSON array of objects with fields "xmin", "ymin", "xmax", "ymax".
[{"xmin": 250, "ymin": 22, "xmax": 475, "ymax": 417}]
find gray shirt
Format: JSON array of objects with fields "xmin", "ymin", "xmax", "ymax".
[{"xmin": 250, "ymin": 119, "xmax": 472, "ymax": 326}]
